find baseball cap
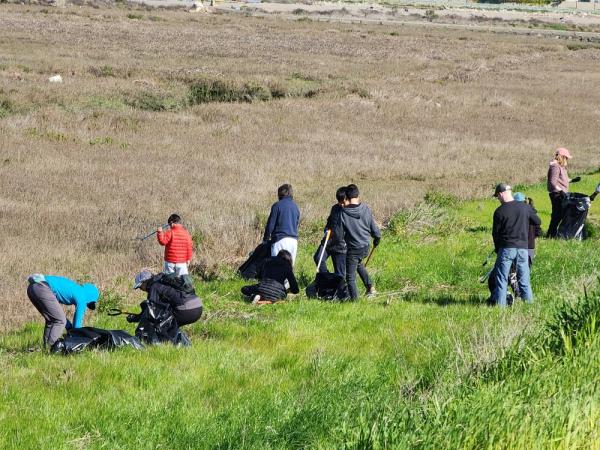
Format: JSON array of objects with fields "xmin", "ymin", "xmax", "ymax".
[
  {"xmin": 133, "ymin": 269, "xmax": 153, "ymax": 289},
  {"xmin": 555, "ymin": 147, "xmax": 572, "ymax": 159},
  {"xmin": 493, "ymin": 183, "xmax": 511, "ymax": 197}
]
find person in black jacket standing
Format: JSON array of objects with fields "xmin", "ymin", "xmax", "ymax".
[
  {"xmin": 491, "ymin": 184, "xmax": 541, "ymax": 307},
  {"xmin": 339, "ymin": 184, "xmax": 381, "ymax": 300},
  {"xmin": 313, "ymin": 187, "xmax": 347, "ymax": 276}
]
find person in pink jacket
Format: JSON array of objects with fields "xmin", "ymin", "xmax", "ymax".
[{"xmin": 547, "ymin": 147, "xmax": 575, "ymax": 238}]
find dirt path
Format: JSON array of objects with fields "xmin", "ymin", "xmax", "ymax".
[{"xmin": 202, "ymin": 1, "xmax": 600, "ymax": 42}]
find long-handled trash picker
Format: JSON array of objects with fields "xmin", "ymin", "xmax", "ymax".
[
  {"xmin": 315, "ymin": 229, "xmax": 332, "ymax": 273},
  {"xmin": 479, "ymin": 250, "xmax": 495, "ymax": 283},
  {"xmin": 364, "ymin": 245, "xmax": 377, "ymax": 268},
  {"xmin": 134, "ymin": 223, "xmax": 169, "ymax": 241},
  {"xmin": 107, "ymin": 308, "xmax": 140, "ymax": 316}
]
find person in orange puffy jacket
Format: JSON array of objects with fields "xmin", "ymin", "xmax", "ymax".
[{"xmin": 157, "ymin": 214, "xmax": 193, "ymax": 276}]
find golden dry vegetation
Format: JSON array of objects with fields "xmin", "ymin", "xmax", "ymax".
[{"xmin": 1, "ymin": 4, "xmax": 600, "ymax": 331}]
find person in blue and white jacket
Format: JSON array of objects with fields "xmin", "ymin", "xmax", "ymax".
[
  {"xmin": 263, "ymin": 184, "xmax": 301, "ymax": 265},
  {"xmin": 26, "ymin": 274, "xmax": 100, "ymax": 347}
]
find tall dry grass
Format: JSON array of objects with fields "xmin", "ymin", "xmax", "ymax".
[{"xmin": 1, "ymin": 4, "xmax": 599, "ymax": 330}]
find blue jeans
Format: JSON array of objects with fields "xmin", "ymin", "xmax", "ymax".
[{"xmin": 492, "ymin": 248, "xmax": 533, "ymax": 307}]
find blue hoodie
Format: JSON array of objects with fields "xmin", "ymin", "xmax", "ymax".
[
  {"xmin": 44, "ymin": 276, "xmax": 100, "ymax": 328},
  {"xmin": 263, "ymin": 196, "xmax": 300, "ymax": 243}
]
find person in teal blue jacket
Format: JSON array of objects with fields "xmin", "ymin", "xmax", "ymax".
[{"xmin": 27, "ymin": 274, "xmax": 100, "ymax": 347}]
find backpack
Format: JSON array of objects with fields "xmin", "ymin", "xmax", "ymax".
[{"xmin": 157, "ymin": 273, "xmax": 195, "ymax": 294}]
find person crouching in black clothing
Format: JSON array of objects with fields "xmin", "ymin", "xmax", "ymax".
[
  {"xmin": 132, "ymin": 270, "xmax": 202, "ymax": 326},
  {"xmin": 241, "ymin": 250, "xmax": 299, "ymax": 303}
]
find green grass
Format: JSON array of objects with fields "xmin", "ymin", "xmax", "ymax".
[{"xmin": 1, "ymin": 177, "xmax": 599, "ymax": 448}]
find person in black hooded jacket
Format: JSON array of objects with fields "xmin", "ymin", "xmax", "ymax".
[
  {"xmin": 339, "ymin": 184, "xmax": 381, "ymax": 300},
  {"xmin": 241, "ymin": 250, "xmax": 299, "ymax": 303},
  {"xmin": 313, "ymin": 187, "xmax": 347, "ymax": 276},
  {"xmin": 132, "ymin": 270, "xmax": 202, "ymax": 326}
]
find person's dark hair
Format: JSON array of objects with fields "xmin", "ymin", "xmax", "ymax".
[
  {"xmin": 336, "ymin": 187, "xmax": 346, "ymax": 203},
  {"xmin": 277, "ymin": 250, "xmax": 293, "ymax": 268},
  {"xmin": 277, "ymin": 184, "xmax": 293, "ymax": 200},
  {"xmin": 345, "ymin": 184, "xmax": 360, "ymax": 200},
  {"xmin": 167, "ymin": 214, "xmax": 181, "ymax": 225}
]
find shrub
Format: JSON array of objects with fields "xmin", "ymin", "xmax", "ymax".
[
  {"xmin": 188, "ymin": 79, "xmax": 272, "ymax": 105},
  {"xmin": 125, "ymin": 91, "xmax": 181, "ymax": 111},
  {"xmin": 97, "ymin": 288, "xmax": 124, "ymax": 313},
  {"xmin": 388, "ymin": 202, "xmax": 450, "ymax": 236},
  {"xmin": 388, "ymin": 191, "xmax": 461, "ymax": 237},
  {"xmin": 424, "ymin": 190, "xmax": 459, "ymax": 208},
  {"xmin": 0, "ymin": 98, "xmax": 14, "ymax": 118},
  {"xmin": 89, "ymin": 65, "xmax": 115, "ymax": 78}
]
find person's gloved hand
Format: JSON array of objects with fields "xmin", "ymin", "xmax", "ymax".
[
  {"xmin": 373, "ymin": 237, "xmax": 381, "ymax": 247},
  {"xmin": 126, "ymin": 314, "xmax": 141, "ymax": 323},
  {"xmin": 570, "ymin": 176, "xmax": 581, "ymax": 183}
]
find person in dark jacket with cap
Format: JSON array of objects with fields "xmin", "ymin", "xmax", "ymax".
[
  {"xmin": 313, "ymin": 187, "xmax": 347, "ymax": 276},
  {"xmin": 241, "ymin": 250, "xmax": 299, "ymax": 303},
  {"xmin": 491, "ymin": 183, "xmax": 541, "ymax": 307},
  {"xmin": 132, "ymin": 270, "xmax": 202, "ymax": 326},
  {"xmin": 26, "ymin": 274, "xmax": 100, "ymax": 347},
  {"xmin": 339, "ymin": 184, "xmax": 381, "ymax": 300}
]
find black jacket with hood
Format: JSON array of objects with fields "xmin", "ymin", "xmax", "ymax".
[
  {"xmin": 339, "ymin": 203, "xmax": 381, "ymax": 251},
  {"xmin": 322, "ymin": 204, "xmax": 347, "ymax": 254}
]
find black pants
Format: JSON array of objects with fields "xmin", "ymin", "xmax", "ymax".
[
  {"xmin": 173, "ymin": 306, "xmax": 202, "ymax": 326},
  {"xmin": 547, "ymin": 192, "xmax": 565, "ymax": 238},
  {"xmin": 241, "ymin": 279, "xmax": 286, "ymax": 301},
  {"xmin": 346, "ymin": 247, "xmax": 371, "ymax": 300},
  {"xmin": 314, "ymin": 245, "xmax": 347, "ymax": 277}
]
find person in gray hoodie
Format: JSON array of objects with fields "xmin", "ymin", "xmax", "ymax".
[{"xmin": 339, "ymin": 184, "xmax": 381, "ymax": 299}]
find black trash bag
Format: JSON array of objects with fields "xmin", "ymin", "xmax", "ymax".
[
  {"xmin": 135, "ymin": 300, "xmax": 191, "ymax": 347},
  {"xmin": 557, "ymin": 192, "xmax": 591, "ymax": 240},
  {"xmin": 51, "ymin": 327, "xmax": 144, "ymax": 354},
  {"xmin": 306, "ymin": 272, "xmax": 348, "ymax": 301},
  {"xmin": 487, "ymin": 266, "xmax": 517, "ymax": 306},
  {"xmin": 238, "ymin": 242, "xmax": 271, "ymax": 280}
]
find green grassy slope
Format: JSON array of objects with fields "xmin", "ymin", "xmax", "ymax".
[{"xmin": 1, "ymin": 177, "xmax": 599, "ymax": 449}]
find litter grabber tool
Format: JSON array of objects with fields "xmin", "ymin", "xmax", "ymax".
[
  {"xmin": 134, "ymin": 223, "xmax": 169, "ymax": 241},
  {"xmin": 364, "ymin": 245, "xmax": 377, "ymax": 268},
  {"xmin": 107, "ymin": 308, "xmax": 140, "ymax": 317},
  {"xmin": 315, "ymin": 229, "xmax": 332, "ymax": 273},
  {"xmin": 481, "ymin": 250, "xmax": 495, "ymax": 267},
  {"xmin": 479, "ymin": 268, "xmax": 494, "ymax": 284}
]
